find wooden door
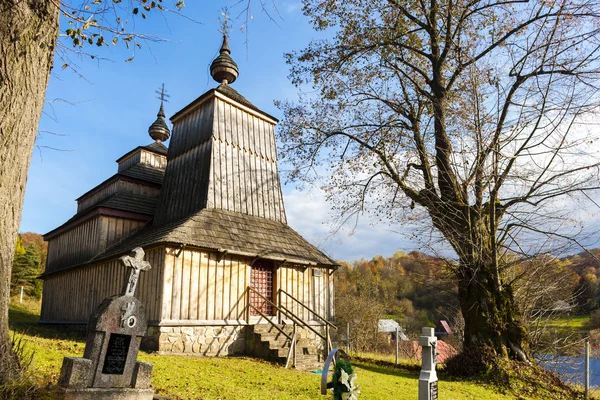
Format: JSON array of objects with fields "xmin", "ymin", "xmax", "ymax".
[{"xmin": 250, "ymin": 262, "xmax": 274, "ymax": 316}]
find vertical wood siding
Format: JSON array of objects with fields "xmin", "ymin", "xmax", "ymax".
[
  {"xmin": 208, "ymin": 98, "xmax": 286, "ymax": 223},
  {"xmin": 276, "ymin": 265, "xmax": 334, "ymax": 322},
  {"xmin": 42, "ymin": 245, "xmax": 334, "ymax": 325},
  {"xmin": 118, "ymin": 149, "xmax": 167, "ymax": 172},
  {"xmin": 161, "ymin": 247, "xmax": 251, "ymax": 321},
  {"xmin": 40, "ymin": 248, "xmax": 164, "ymax": 323},
  {"xmin": 154, "ymin": 101, "xmax": 214, "ymax": 225},
  {"xmin": 117, "ymin": 151, "xmax": 141, "ymax": 172},
  {"xmin": 46, "ymin": 216, "xmax": 147, "ymax": 274},
  {"xmin": 46, "ymin": 216, "xmax": 102, "ymax": 273},
  {"xmin": 154, "ymin": 94, "xmax": 287, "ymax": 225}
]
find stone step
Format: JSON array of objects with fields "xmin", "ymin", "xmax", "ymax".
[
  {"xmin": 252, "ymin": 324, "xmax": 294, "ymax": 334},
  {"xmin": 275, "ymin": 346, "xmax": 322, "ymax": 358}
]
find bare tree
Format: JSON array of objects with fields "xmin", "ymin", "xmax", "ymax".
[{"xmin": 277, "ymin": 0, "xmax": 600, "ymax": 370}]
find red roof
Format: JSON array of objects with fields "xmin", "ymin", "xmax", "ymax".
[{"xmin": 411, "ymin": 340, "xmax": 458, "ymax": 364}]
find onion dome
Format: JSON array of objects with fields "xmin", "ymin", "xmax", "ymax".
[
  {"xmin": 210, "ymin": 35, "xmax": 239, "ymax": 85},
  {"xmin": 148, "ymin": 102, "xmax": 170, "ymax": 143}
]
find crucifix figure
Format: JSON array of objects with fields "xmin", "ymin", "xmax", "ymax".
[{"xmin": 119, "ymin": 247, "xmax": 151, "ymax": 297}]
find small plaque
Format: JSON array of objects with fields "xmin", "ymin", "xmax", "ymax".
[
  {"xmin": 102, "ymin": 333, "xmax": 131, "ymax": 375},
  {"xmin": 430, "ymin": 380, "xmax": 438, "ymax": 400}
]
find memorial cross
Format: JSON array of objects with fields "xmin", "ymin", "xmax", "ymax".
[
  {"xmin": 119, "ymin": 247, "xmax": 151, "ymax": 297},
  {"xmin": 418, "ymin": 327, "xmax": 438, "ymax": 400}
]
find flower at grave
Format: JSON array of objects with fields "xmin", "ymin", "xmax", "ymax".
[{"xmin": 328, "ymin": 359, "xmax": 360, "ymax": 400}]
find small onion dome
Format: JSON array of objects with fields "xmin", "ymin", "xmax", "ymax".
[
  {"xmin": 210, "ymin": 35, "xmax": 239, "ymax": 85},
  {"xmin": 148, "ymin": 102, "xmax": 170, "ymax": 143}
]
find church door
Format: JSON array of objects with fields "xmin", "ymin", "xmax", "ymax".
[{"xmin": 250, "ymin": 261, "xmax": 275, "ymax": 316}]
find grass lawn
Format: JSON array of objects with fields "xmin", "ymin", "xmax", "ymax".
[
  {"xmin": 4, "ymin": 299, "xmax": 588, "ymax": 399},
  {"xmin": 546, "ymin": 315, "xmax": 591, "ymax": 332}
]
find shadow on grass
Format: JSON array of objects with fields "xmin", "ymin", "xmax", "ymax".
[
  {"xmin": 8, "ymin": 303, "xmax": 86, "ymax": 343},
  {"xmin": 352, "ymin": 360, "xmax": 419, "ymax": 379}
]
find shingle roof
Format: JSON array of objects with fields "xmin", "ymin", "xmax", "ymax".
[
  {"xmin": 92, "ymin": 208, "xmax": 337, "ymax": 267},
  {"xmin": 97, "ymin": 193, "xmax": 158, "ymax": 216},
  {"xmin": 119, "ymin": 164, "xmax": 165, "ymax": 185},
  {"xmin": 216, "ymin": 84, "xmax": 262, "ymax": 114},
  {"xmin": 143, "ymin": 141, "xmax": 168, "ymax": 155},
  {"xmin": 44, "ymin": 192, "xmax": 156, "ymax": 239}
]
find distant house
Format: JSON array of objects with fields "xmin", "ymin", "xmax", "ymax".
[
  {"xmin": 378, "ymin": 319, "xmax": 408, "ymax": 342},
  {"xmin": 435, "ymin": 320, "xmax": 453, "ymax": 338},
  {"xmin": 412, "ymin": 340, "xmax": 458, "ymax": 363}
]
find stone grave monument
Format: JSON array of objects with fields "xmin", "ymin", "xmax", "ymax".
[
  {"xmin": 418, "ymin": 327, "xmax": 438, "ymax": 400},
  {"xmin": 57, "ymin": 247, "xmax": 154, "ymax": 400}
]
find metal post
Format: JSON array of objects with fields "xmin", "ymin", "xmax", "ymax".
[
  {"xmin": 277, "ymin": 290, "xmax": 281, "ymax": 324},
  {"xmin": 246, "ymin": 288, "xmax": 251, "ymax": 323},
  {"xmin": 293, "ymin": 323, "xmax": 297, "ymax": 368},
  {"xmin": 585, "ymin": 338, "xmax": 590, "ymax": 399},
  {"xmin": 20, "ymin": 286, "xmax": 23, "ymax": 304},
  {"xmin": 326, "ymin": 324, "xmax": 330, "ymax": 355},
  {"xmin": 347, "ymin": 322, "xmax": 350, "ymax": 354},
  {"xmin": 395, "ymin": 326, "xmax": 399, "ymax": 365}
]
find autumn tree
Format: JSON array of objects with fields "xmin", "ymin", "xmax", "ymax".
[{"xmin": 278, "ymin": 0, "xmax": 600, "ymax": 370}]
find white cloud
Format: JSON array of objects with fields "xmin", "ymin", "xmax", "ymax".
[{"xmin": 283, "ymin": 185, "xmax": 426, "ymax": 262}]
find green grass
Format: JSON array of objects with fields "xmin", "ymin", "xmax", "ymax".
[
  {"xmin": 4, "ymin": 299, "xmax": 588, "ymax": 399},
  {"xmin": 546, "ymin": 315, "xmax": 591, "ymax": 332}
]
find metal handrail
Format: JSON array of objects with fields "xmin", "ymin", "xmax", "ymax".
[
  {"xmin": 247, "ymin": 286, "xmax": 337, "ymax": 364},
  {"xmin": 278, "ymin": 289, "xmax": 337, "ymax": 331},
  {"xmin": 279, "ymin": 303, "xmax": 327, "ymax": 342},
  {"xmin": 246, "ymin": 286, "xmax": 292, "ymax": 341}
]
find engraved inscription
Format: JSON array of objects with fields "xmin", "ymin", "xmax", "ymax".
[
  {"xmin": 430, "ymin": 380, "xmax": 438, "ymax": 400},
  {"xmin": 102, "ymin": 333, "xmax": 131, "ymax": 375}
]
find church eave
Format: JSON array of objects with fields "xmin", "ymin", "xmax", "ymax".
[
  {"xmin": 43, "ymin": 207, "xmax": 152, "ymax": 241},
  {"xmin": 75, "ymin": 174, "xmax": 161, "ymax": 203},
  {"xmin": 115, "ymin": 143, "xmax": 167, "ymax": 164}
]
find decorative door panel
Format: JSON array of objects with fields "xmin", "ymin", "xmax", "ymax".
[{"xmin": 250, "ymin": 262, "xmax": 274, "ymax": 316}]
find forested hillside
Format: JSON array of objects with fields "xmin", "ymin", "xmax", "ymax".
[
  {"xmin": 334, "ymin": 249, "xmax": 600, "ymax": 352},
  {"xmin": 10, "ymin": 232, "xmax": 46, "ymax": 300}
]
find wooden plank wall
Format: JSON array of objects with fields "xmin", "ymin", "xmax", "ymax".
[
  {"xmin": 276, "ymin": 265, "xmax": 334, "ymax": 322},
  {"xmin": 154, "ymin": 101, "xmax": 214, "ymax": 225},
  {"xmin": 139, "ymin": 150, "xmax": 167, "ymax": 169},
  {"xmin": 77, "ymin": 180, "xmax": 161, "ymax": 213},
  {"xmin": 46, "ymin": 217, "xmax": 102, "ymax": 273},
  {"xmin": 161, "ymin": 247, "xmax": 250, "ymax": 322},
  {"xmin": 40, "ymin": 248, "xmax": 163, "ymax": 323},
  {"xmin": 77, "ymin": 181, "xmax": 120, "ymax": 213},
  {"xmin": 99, "ymin": 216, "xmax": 147, "ymax": 250},
  {"xmin": 117, "ymin": 151, "xmax": 142, "ymax": 172},
  {"xmin": 160, "ymin": 247, "xmax": 334, "ymax": 323},
  {"xmin": 118, "ymin": 149, "xmax": 167, "ymax": 172},
  {"xmin": 209, "ymin": 98, "xmax": 286, "ymax": 223},
  {"xmin": 46, "ymin": 216, "xmax": 146, "ymax": 274}
]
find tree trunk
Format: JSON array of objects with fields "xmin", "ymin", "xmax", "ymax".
[
  {"xmin": 429, "ymin": 205, "xmax": 529, "ymax": 369},
  {"xmin": 0, "ymin": 1, "xmax": 59, "ymax": 380},
  {"xmin": 455, "ymin": 259, "xmax": 530, "ymax": 369}
]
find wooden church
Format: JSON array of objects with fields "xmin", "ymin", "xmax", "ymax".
[{"xmin": 40, "ymin": 37, "xmax": 337, "ymax": 364}]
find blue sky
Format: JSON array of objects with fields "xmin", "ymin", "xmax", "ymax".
[{"xmin": 20, "ymin": 0, "xmax": 419, "ymax": 262}]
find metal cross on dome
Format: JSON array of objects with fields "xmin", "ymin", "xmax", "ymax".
[
  {"xmin": 155, "ymin": 83, "xmax": 170, "ymax": 104},
  {"xmin": 119, "ymin": 247, "xmax": 151, "ymax": 297},
  {"xmin": 218, "ymin": 7, "xmax": 231, "ymax": 38}
]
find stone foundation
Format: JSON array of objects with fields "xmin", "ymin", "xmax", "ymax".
[{"xmin": 148, "ymin": 325, "xmax": 247, "ymax": 356}]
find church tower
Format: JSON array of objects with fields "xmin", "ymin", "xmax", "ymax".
[{"xmin": 154, "ymin": 36, "xmax": 286, "ymax": 225}]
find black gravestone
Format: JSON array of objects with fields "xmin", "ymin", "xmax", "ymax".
[{"xmin": 102, "ymin": 333, "xmax": 132, "ymax": 375}]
